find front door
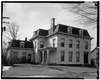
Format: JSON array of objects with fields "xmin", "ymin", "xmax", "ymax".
[
  {"xmin": 84, "ymin": 52, "xmax": 88, "ymax": 64},
  {"xmin": 28, "ymin": 54, "xmax": 31, "ymax": 63}
]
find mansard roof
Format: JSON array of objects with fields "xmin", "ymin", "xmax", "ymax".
[
  {"xmin": 31, "ymin": 24, "xmax": 91, "ymax": 39},
  {"xmin": 58, "ymin": 24, "xmax": 90, "ymax": 37},
  {"xmin": 9, "ymin": 39, "xmax": 33, "ymax": 48}
]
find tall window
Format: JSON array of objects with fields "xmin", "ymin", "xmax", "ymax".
[
  {"xmin": 85, "ymin": 42, "xmax": 88, "ymax": 49},
  {"xmin": 69, "ymin": 51, "xmax": 73, "ymax": 62},
  {"xmin": 69, "ymin": 39, "xmax": 73, "ymax": 48},
  {"xmin": 61, "ymin": 51, "xmax": 65, "ymax": 61},
  {"xmin": 22, "ymin": 52, "xmax": 26, "ymax": 63},
  {"xmin": 76, "ymin": 41, "xmax": 80, "ymax": 49},
  {"xmin": 61, "ymin": 38, "xmax": 65, "ymax": 47},
  {"xmin": 68, "ymin": 27, "xmax": 72, "ymax": 34},
  {"xmin": 20, "ymin": 42, "xmax": 24, "ymax": 48},
  {"xmin": 76, "ymin": 52, "xmax": 80, "ymax": 62},
  {"xmin": 40, "ymin": 41, "xmax": 44, "ymax": 48},
  {"xmin": 53, "ymin": 39, "xmax": 55, "ymax": 47}
]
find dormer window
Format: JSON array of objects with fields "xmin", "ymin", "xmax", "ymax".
[
  {"xmin": 68, "ymin": 27, "xmax": 72, "ymax": 34},
  {"xmin": 79, "ymin": 29, "xmax": 83, "ymax": 36},
  {"xmin": 20, "ymin": 42, "xmax": 24, "ymax": 48}
]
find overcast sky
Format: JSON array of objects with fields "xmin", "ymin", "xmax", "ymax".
[{"xmin": 3, "ymin": 3, "xmax": 97, "ymax": 50}]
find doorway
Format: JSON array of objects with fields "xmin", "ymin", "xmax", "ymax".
[
  {"xmin": 28, "ymin": 54, "xmax": 31, "ymax": 63},
  {"xmin": 84, "ymin": 52, "xmax": 88, "ymax": 64}
]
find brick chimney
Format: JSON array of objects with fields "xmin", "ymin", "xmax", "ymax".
[
  {"xmin": 51, "ymin": 18, "xmax": 55, "ymax": 28},
  {"xmin": 25, "ymin": 37, "xmax": 27, "ymax": 41}
]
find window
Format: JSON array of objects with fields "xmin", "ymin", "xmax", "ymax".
[
  {"xmin": 76, "ymin": 52, "xmax": 80, "ymax": 62},
  {"xmin": 85, "ymin": 42, "xmax": 88, "ymax": 49},
  {"xmin": 40, "ymin": 41, "xmax": 44, "ymax": 48},
  {"xmin": 53, "ymin": 39, "xmax": 55, "ymax": 47},
  {"xmin": 22, "ymin": 52, "xmax": 26, "ymax": 63},
  {"xmin": 61, "ymin": 51, "xmax": 65, "ymax": 61},
  {"xmin": 79, "ymin": 30, "xmax": 83, "ymax": 36},
  {"xmin": 69, "ymin": 39, "xmax": 73, "ymax": 48},
  {"xmin": 69, "ymin": 51, "xmax": 73, "ymax": 62},
  {"xmin": 68, "ymin": 27, "xmax": 72, "ymax": 34},
  {"xmin": 20, "ymin": 42, "xmax": 24, "ymax": 48},
  {"xmin": 76, "ymin": 41, "xmax": 80, "ymax": 49},
  {"xmin": 61, "ymin": 38, "xmax": 65, "ymax": 47}
]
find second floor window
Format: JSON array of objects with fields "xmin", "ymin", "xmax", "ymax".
[
  {"xmin": 53, "ymin": 39, "xmax": 55, "ymax": 47},
  {"xmin": 85, "ymin": 42, "xmax": 88, "ymax": 49},
  {"xmin": 40, "ymin": 41, "xmax": 44, "ymax": 48},
  {"xmin": 76, "ymin": 41, "xmax": 80, "ymax": 49},
  {"xmin": 61, "ymin": 51, "xmax": 65, "ymax": 61},
  {"xmin": 69, "ymin": 51, "xmax": 73, "ymax": 62},
  {"xmin": 69, "ymin": 39, "xmax": 73, "ymax": 48},
  {"xmin": 61, "ymin": 38, "xmax": 65, "ymax": 47}
]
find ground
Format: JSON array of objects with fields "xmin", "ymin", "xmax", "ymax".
[{"xmin": 2, "ymin": 64, "xmax": 97, "ymax": 79}]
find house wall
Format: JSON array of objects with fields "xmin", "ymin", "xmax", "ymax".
[
  {"xmin": 55, "ymin": 34, "xmax": 91, "ymax": 65},
  {"xmin": 8, "ymin": 48, "xmax": 34, "ymax": 63}
]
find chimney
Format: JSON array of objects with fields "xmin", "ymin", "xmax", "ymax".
[
  {"xmin": 51, "ymin": 18, "xmax": 55, "ymax": 28},
  {"xmin": 25, "ymin": 37, "xmax": 27, "ymax": 41}
]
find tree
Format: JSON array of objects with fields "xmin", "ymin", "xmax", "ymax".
[
  {"xmin": 63, "ymin": 1, "xmax": 97, "ymax": 27},
  {"xmin": 4, "ymin": 22, "xmax": 21, "ymax": 41}
]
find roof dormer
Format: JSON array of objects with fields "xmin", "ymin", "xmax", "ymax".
[
  {"xmin": 20, "ymin": 41, "xmax": 25, "ymax": 48},
  {"xmin": 79, "ymin": 29, "xmax": 83, "ymax": 36},
  {"xmin": 68, "ymin": 27, "xmax": 72, "ymax": 34}
]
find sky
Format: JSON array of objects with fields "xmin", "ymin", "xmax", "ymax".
[{"xmin": 3, "ymin": 3, "xmax": 97, "ymax": 50}]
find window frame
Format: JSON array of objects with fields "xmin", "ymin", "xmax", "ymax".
[
  {"xmin": 61, "ymin": 38, "xmax": 65, "ymax": 47},
  {"xmin": 60, "ymin": 51, "xmax": 65, "ymax": 62},
  {"xmin": 76, "ymin": 40, "xmax": 80, "ymax": 49},
  {"xmin": 76, "ymin": 52, "xmax": 80, "ymax": 62},
  {"xmin": 85, "ymin": 42, "xmax": 88, "ymax": 49},
  {"xmin": 69, "ymin": 51, "xmax": 73, "ymax": 62},
  {"xmin": 20, "ymin": 42, "xmax": 24, "ymax": 48},
  {"xmin": 69, "ymin": 39, "xmax": 73, "ymax": 48}
]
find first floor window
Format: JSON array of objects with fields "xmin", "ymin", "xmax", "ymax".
[
  {"xmin": 22, "ymin": 52, "xmax": 26, "ymax": 63},
  {"xmin": 14, "ymin": 52, "xmax": 18, "ymax": 58},
  {"xmin": 69, "ymin": 51, "xmax": 73, "ymax": 62},
  {"xmin": 76, "ymin": 52, "xmax": 80, "ymax": 62},
  {"xmin": 61, "ymin": 51, "xmax": 65, "ymax": 61}
]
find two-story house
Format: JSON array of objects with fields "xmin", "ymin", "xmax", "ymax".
[{"xmin": 30, "ymin": 18, "xmax": 93, "ymax": 65}]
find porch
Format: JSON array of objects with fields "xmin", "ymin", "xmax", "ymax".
[{"xmin": 38, "ymin": 47, "xmax": 57, "ymax": 64}]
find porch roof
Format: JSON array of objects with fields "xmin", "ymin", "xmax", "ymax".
[{"xmin": 38, "ymin": 47, "xmax": 57, "ymax": 51}]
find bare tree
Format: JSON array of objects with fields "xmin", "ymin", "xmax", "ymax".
[
  {"xmin": 63, "ymin": 1, "xmax": 97, "ymax": 27},
  {"xmin": 4, "ymin": 22, "xmax": 21, "ymax": 41}
]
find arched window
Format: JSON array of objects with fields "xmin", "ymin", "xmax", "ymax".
[
  {"xmin": 40, "ymin": 41, "xmax": 44, "ymax": 48},
  {"xmin": 61, "ymin": 38, "xmax": 65, "ymax": 47},
  {"xmin": 20, "ymin": 42, "xmax": 24, "ymax": 48},
  {"xmin": 68, "ymin": 27, "xmax": 72, "ymax": 34},
  {"xmin": 79, "ymin": 29, "xmax": 83, "ymax": 36}
]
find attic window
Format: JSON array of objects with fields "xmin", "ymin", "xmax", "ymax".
[
  {"xmin": 79, "ymin": 30, "xmax": 83, "ymax": 36},
  {"xmin": 20, "ymin": 42, "xmax": 24, "ymax": 48},
  {"xmin": 68, "ymin": 27, "xmax": 72, "ymax": 34}
]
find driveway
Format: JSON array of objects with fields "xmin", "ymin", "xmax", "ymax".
[{"xmin": 2, "ymin": 64, "xmax": 97, "ymax": 79}]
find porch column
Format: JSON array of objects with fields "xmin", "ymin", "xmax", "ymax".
[
  {"xmin": 42, "ymin": 51, "xmax": 44, "ymax": 64},
  {"xmin": 46, "ymin": 50, "xmax": 49, "ymax": 64}
]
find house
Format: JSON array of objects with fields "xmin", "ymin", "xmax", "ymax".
[
  {"xmin": 7, "ymin": 38, "xmax": 34, "ymax": 64},
  {"xmin": 30, "ymin": 18, "xmax": 93, "ymax": 65},
  {"xmin": 91, "ymin": 47, "xmax": 99, "ymax": 66}
]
